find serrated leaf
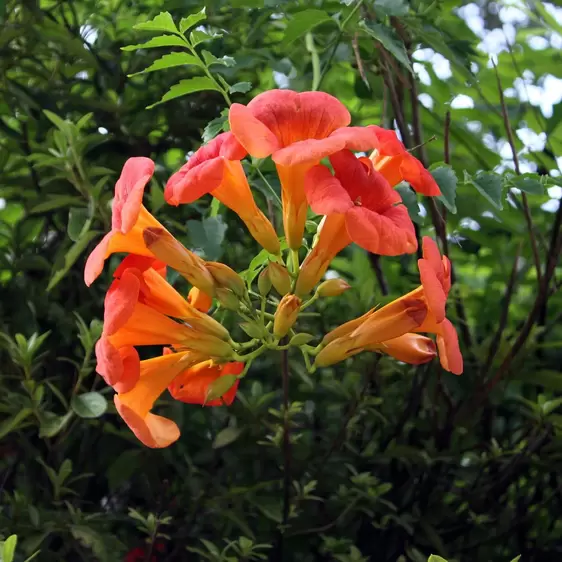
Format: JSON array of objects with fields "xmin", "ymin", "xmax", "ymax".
[
  {"xmin": 508, "ymin": 174, "xmax": 544, "ymax": 195},
  {"xmin": 374, "ymin": 0, "xmax": 409, "ymax": 16},
  {"xmin": 283, "ymin": 9, "xmax": 334, "ymax": 44},
  {"xmin": 133, "ymin": 12, "xmax": 178, "ymax": 34},
  {"xmin": 2, "ymin": 535, "xmax": 17, "ymax": 562},
  {"xmin": 229, "ymin": 81, "xmax": 252, "ymax": 94},
  {"xmin": 431, "ymin": 163, "xmax": 458, "ymax": 213},
  {"xmin": 206, "ymin": 374, "xmax": 238, "ymax": 403},
  {"xmin": 202, "ymin": 50, "xmax": 235, "ymax": 67},
  {"xmin": 464, "ymin": 170, "xmax": 503, "ymax": 210},
  {"xmin": 190, "ymin": 29, "xmax": 223, "ymax": 47},
  {"xmin": 187, "ymin": 216, "xmax": 227, "ymax": 260},
  {"xmin": 212, "ymin": 426, "xmax": 242, "ymax": 449},
  {"xmin": 179, "ymin": 8, "xmax": 206, "ymax": 33},
  {"xmin": 147, "ymin": 77, "xmax": 221, "ymax": 109},
  {"xmin": 122, "ymin": 35, "xmax": 188, "ymax": 51},
  {"xmin": 396, "ymin": 183, "xmax": 424, "ymax": 224},
  {"xmin": 71, "ymin": 392, "xmax": 108, "ymax": 419},
  {"xmin": 128, "ymin": 52, "xmax": 200, "ymax": 77},
  {"xmin": 203, "ymin": 115, "xmax": 228, "ymax": 143},
  {"xmin": 359, "ymin": 21, "xmax": 412, "ymax": 72}
]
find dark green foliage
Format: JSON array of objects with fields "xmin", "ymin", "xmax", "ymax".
[{"xmin": 1, "ymin": 0, "xmax": 561, "ymax": 561}]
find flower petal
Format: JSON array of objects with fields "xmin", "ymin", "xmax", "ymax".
[
  {"xmin": 436, "ymin": 318, "xmax": 463, "ymax": 375},
  {"xmin": 187, "ymin": 287, "xmax": 213, "ymax": 313},
  {"xmin": 103, "ymin": 270, "xmax": 141, "ymax": 336},
  {"xmin": 345, "ymin": 205, "xmax": 417, "ymax": 256},
  {"xmin": 95, "ymin": 338, "xmax": 139, "ymax": 391},
  {"xmin": 400, "ymin": 154, "xmax": 441, "ymax": 196},
  {"xmin": 165, "ymin": 157, "xmax": 225, "ymax": 205},
  {"xmin": 84, "ymin": 231, "xmax": 113, "ymax": 287},
  {"xmin": 229, "ymin": 102, "xmax": 281, "ymax": 157},
  {"xmin": 304, "ymin": 164, "xmax": 353, "ymax": 215},
  {"xmin": 370, "ymin": 333, "xmax": 437, "ymax": 364},
  {"xmin": 113, "ymin": 157, "xmax": 155, "ymax": 233},
  {"xmin": 418, "ymin": 257, "xmax": 447, "ymax": 323},
  {"xmin": 273, "ymin": 136, "xmax": 346, "ymax": 168}
]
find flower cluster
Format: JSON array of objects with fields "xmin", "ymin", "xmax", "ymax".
[{"xmin": 85, "ymin": 89, "xmax": 462, "ymax": 448}]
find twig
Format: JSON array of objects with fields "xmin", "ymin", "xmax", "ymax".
[
  {"xmin": 351, "ymin": 32, "xmax": 368, "ymax": 86},
  {"xmin": 480, "ymin": 242, "xmax": 521, "ymax": 377},
  {"xmin": 483, "ymin": 199, "xmax": 562, "ymax": 395},
  {"xmin": 492, "ymin": 59, "xmax": 542, "ymax": 286},
  {"xmin": 368, "ymin": 254, "xmax": 389, "ymax": 296}
]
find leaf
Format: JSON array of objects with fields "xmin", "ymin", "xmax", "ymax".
[
  {"xmin": 128, "ymin": 52, "xmax": 200, "ymax": 77},
  {"xmin": 187, "ymin": 216, "xmax": 228, "ymax": 260},
  {"xmin": 71, "ymin": 392, "xmax": 108, "ymax": 419},
  {"xmin": 150, "ymin": 180, "xmax": 165, "ymax": 214},
  {"xmin": 180, "ymin": 8, "xmax": 207, "ymax": 33},
  {"xmin": 510, "ymin": 556, "xmax": 521, "ymax": 562},
  {"xmin": 283, "ymin": 9, "xmax": 334, "ymax": 44},
  {"xmin": 431, "ymin": 164, "xmax": 458, "ymax": 213},
  {"xmin": 396, "ymin": 183, "xmax": 424, "ymax": 224},
  {"xmin": 464, "ymin": 170, "xmax": 504, "ymax": 210},
  {"xmin": 202, "ymin": 50, "xmax": 236, "ymax": 67},
  {"xmin": 133, "ymin": 12, "xmax": 178, "ymax": 34},
  {"xmin": 373, "ymin": 0, "xmax": 409, "ymax": 16},
  {"xmin": 43, "ymin": 110, "xmax": 70, "ymax": 133},
  {"xmin": 2, "ymin": 535, "xmax": 17, "ymax": 562},
  {"xmin": 508, "ymin": 174, "xmax": 544, "ymax": 195},
  {"xmin": 203, "ymin": 115, "xmax": 228, "ymax": 143},
  {"xmin": 67, "ymin": 207, "xmax": 91, "ymax": 242},
  {"xmin": 147, "ymin": 77, "xmax": 221, "ymax": 109},
  {"xmin": 122, "ymin": 35, "xmax": 188, "ymax": 51},
  {"xmin": 47, "ymin": 230, "xmax": 99, "ymax": 291},
  {"xmin": 70, "ymin": 526, "xmax": 109, "ymax": 562},
  {"xmin": 359, "ymin": 21, "xmax": 412, "ymax": 72},
  {"xmin": 106, "ymin": 450, "xmax": 142, "ymax": 491},
  {"xmin": 206, "ymin": 374, "xmax": 238, "ymax": 402},
  {"xmin": 190, "ymin": 29, "xmax": 223, "ymax": 47},
  {"xmin": 229, "ymin": 81, "xmax": 252, "ymax": 94},
  {"xmin": 39, "ymin": 411, "xmax": 72, "ymax": 438},
  {"xmin": 30, "ymin": 195, "xmax": 83, "ymax": 213},
  {"xmin": 514, "ymin": 370, "xmax": 562, "ymax": 391},
  {"xmin": 0, "ymin": 408, "xmax": 33, "ymax": 440},
  {"xmin": 428, "ymin": 556, "xmax": 448, "ymax": 562},
  {"xmin": 212, "ymin": 427, "xmax": 242, "ymax": 449}
]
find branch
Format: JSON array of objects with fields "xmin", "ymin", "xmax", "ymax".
[
  {"xmin": 368, "ymin": 254, "xmax": 389, "ymax": 296},
  {"xmin": 493, "ymin": 60, "xmax": 542, "ymax": 286}
]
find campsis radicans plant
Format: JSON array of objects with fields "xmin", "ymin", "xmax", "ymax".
[{"xmin": 84, "ymin": 89, "xmax": 463, "ymax": 448}]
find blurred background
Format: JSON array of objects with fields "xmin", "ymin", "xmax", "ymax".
[{"xmin": 0, "ymin": 0, "xmax": 561, "ymax": 560}]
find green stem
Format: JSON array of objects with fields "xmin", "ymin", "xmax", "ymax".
[
  {"xmin": 300, "ymin": 293, "xmax": 319, "ymax": 311},
  {"xmin": 305, "ymin": 32, "xmax": 321, "ymax": 91}
]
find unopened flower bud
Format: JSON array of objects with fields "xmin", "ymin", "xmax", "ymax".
[
  {"xmin": 188, "ymin": 334, "xmax": 234, "ymax": 359},
  {"xmin": 273, "ymin": 294, "xmax": 301, "ymax": 338},
  {"xmin": 216, "ymin": 287, "xmax": 239, "ymax": 311},
  {"xmin": 268, "ymin": 262, "xmax": 291, "ymax": 296},
  {"xmin": 317, "ymin": 278, "xmax": 351, "ymax": 297},
  {"xmin": 206, "ymin": 262, "xmax": 246, "ymax": 297},
  {"xmin": 187, "ymin": 287, "xmax": 213, "ymax": 313},
  {"xmin": 314, "ymin": 336, "xmax": 360, "ymax": 367},
  {"xmin": 257, "ymin": 267, "xmax": 272, "ymax": 296},
  {"xmin": 143, "ymin": 227, "xmax": 215, "ymax": 296}
]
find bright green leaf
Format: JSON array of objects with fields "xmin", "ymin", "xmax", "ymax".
[
  {"xmin": 190, "ymin": 29, "xmax": 223, "ymax": 47},
  {"xmin": 203, "ymin": 114, "xmax": 228, "ymax": 143},
  {"xmin": 202, "ymin": 50, "xmax": 236, "ymax": 67},
  {"xmin": 428, "ymin": 556, "xmax": 448, "ymax": 562},
  {"xmin": 2, "ymin": 535, "xmax": 17, "ymax": 562},
  {"xmin": 71, "ymin": 392, "xmax": 108, "ymax": 419},
  {"xmin": 133, "ymin": 12, "xmax": 178, "ymax": 34},
  {"xmin": 146, "ymin": 77, "xmax": 221, "ymax": 109},
  {"xmin": 179, "ymin": 8, "xmax": 207, "ymax": 33},
  {"xmin": 464, "ymin": 170, "xmax": 504, "ymax": 210},
  {"xmin": 128, "ymin": 52, "xmax": 200, "ymax": 77},
  {"xmin": 431, "ymin": 163, "xmax": 458, "ymax": 213},
  {"xmin": 122, "ymin": 35, "xmax": 188, "ymax": 51},
  {"xmin": 509, "ymin": 556, "xmax": 521, "ymax": 562},
  {"xmin": 212, "ymin": 427, "xmax": 242, "ymax": 449},
  {"xmin": 229, "ymin": 81, "xmax": 252, "ymax": 94},
  {"xmin": 359, "ymin": 21, "xmax": 412, "ymax": 72},
  {"xmin": 283, "ymin": 9, "xmax": 334, "ymax": 44}
]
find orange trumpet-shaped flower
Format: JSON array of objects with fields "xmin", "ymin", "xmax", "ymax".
[
  {"xmin": 295, "ymin": 150, "xmax": 417, "ymax": 296},
  {"xmin": 367, "ymin": 333, "xmax": 437, "ymax": 365},
  {"xmin": 368, "ymin": 127, "xmax": 441, "ymax": 196},
  {"xmin": 84, "ymin": 158, "xmax": 214, "ymax": 296},
  {"xmin": 229, "ymin": 90, "xmax": 383, "ymax": 250},
  {"xmin": 168, "ymin": 356, "xmax": 243, "ymax": 406},
  {"xmin": 164, "ymin": 132, "xmax": 280, "ymax": 255},
  {"xmin": 114, "ymin": 350, "xmax": 204, "ymax": 448},
  {"xmin": 314, "ymin": 237, "xmax": 463, "ymax": 374}
]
